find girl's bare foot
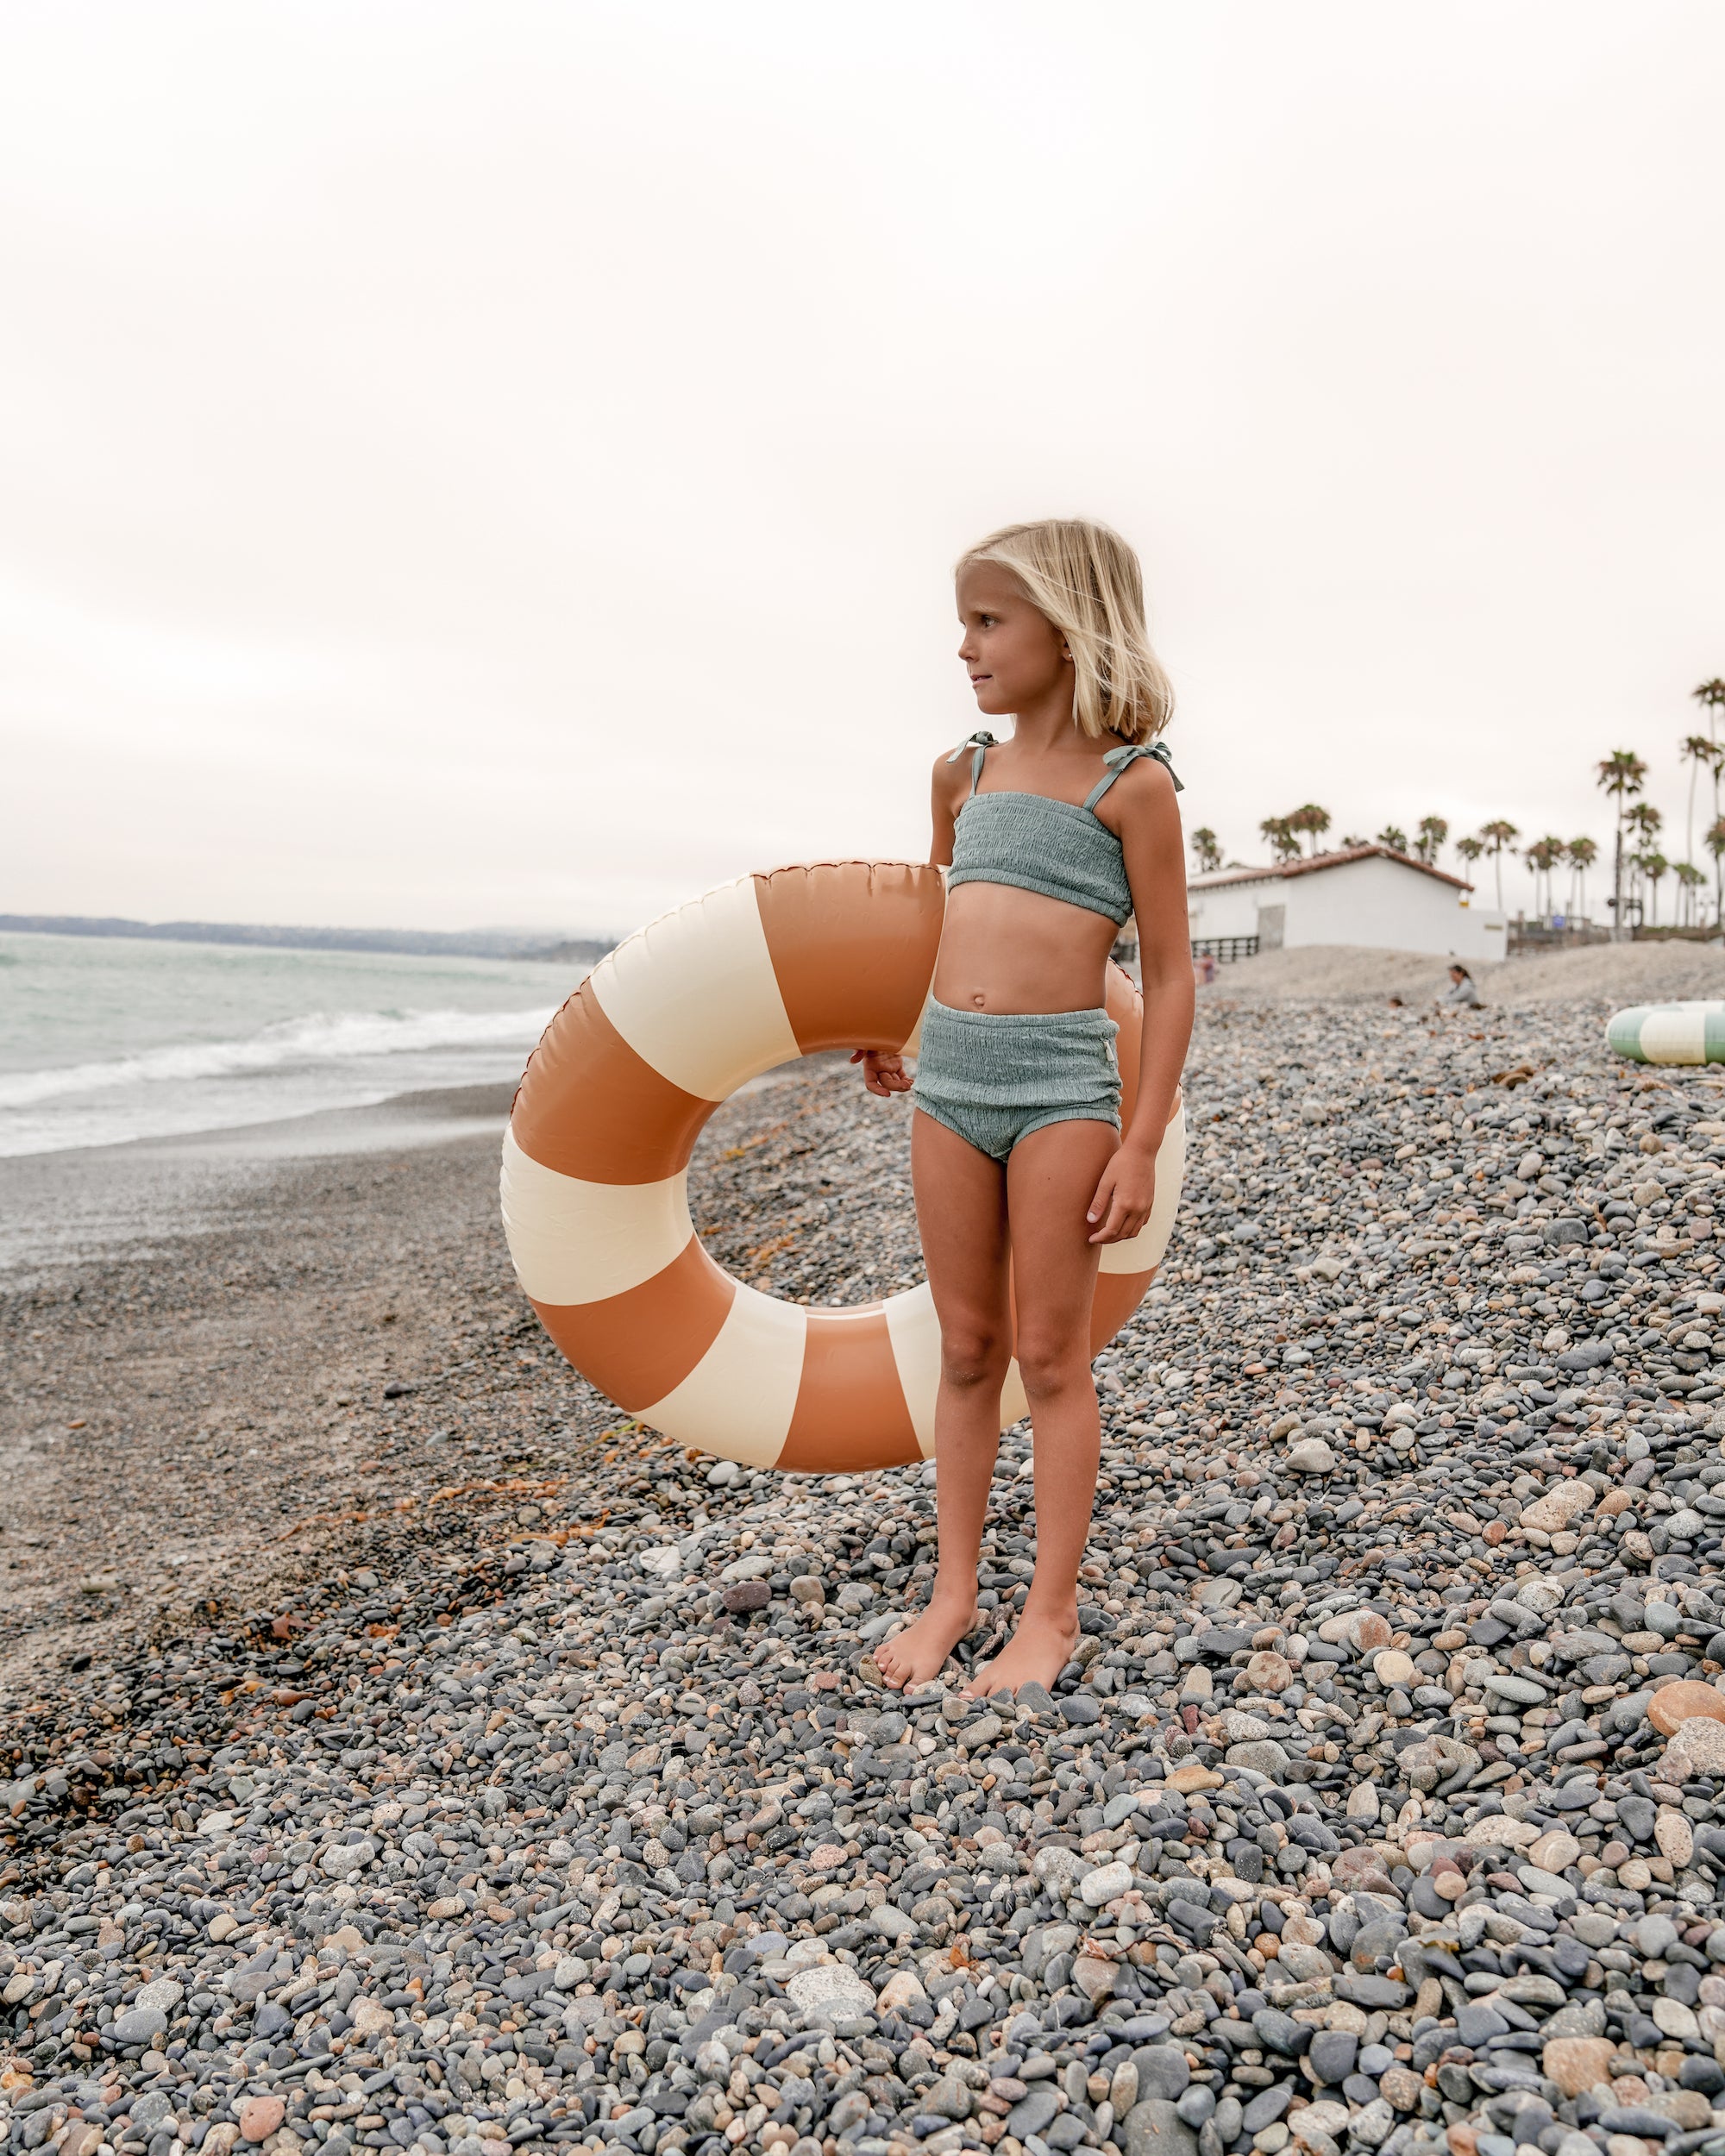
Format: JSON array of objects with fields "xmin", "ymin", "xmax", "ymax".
[
  {"xmin": 963, "ymin": 1604, "xmax": 1079, "ymax": 1697},
  {"xmin": 874, "ymin": 1586, "xmax": 979, "ymax": 1690}
]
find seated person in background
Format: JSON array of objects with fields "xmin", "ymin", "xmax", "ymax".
[{"xmin": 1441, "ymin": 963, "xmax": 1482, "ymax": 1008}]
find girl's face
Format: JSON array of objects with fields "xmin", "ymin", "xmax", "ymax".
[{"xmin": 957, "ymin": 562, "xmax": 1069, "ymax": 718}]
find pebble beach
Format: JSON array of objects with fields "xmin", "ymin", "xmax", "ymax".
[{"xmin": 11, "ymin": 963, "xmax": 1725, "ymax": 2156}]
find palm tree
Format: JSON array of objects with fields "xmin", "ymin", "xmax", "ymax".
[
  {"xmin": 1287, "ymin": 803, "xmax": 1332, "ymax": 856},
  {"xmin": 1706, "ymin": 818, "xmax": 1725, "ymax": 931},
  {"xmin": 1681, "ymin": 733, "xmax": 1716, "ymax": 874},
  {"xmin": 1414, "ymin": 815, "xmax": 1449, "ymax": 867},
  {"xmin": 1521, "ymin": 837, "xmax": 1546, "ymax": 918},
  {"xmin": 1596, "ymin": 751, "xmax": 1647, "ymax": 940},
  {"xmin": 1676, "ymin": 859, "xmax": 1706, "ymax": 926},
  {"xmin": 1695, "ymin": 683, "xmax": 1725, "ymax": 925},
  {"xmin": 1640, "ymin": 850, "xmax": 1670, "ymax": 927},
  {"xmin": 1566, "ymin": 836, "xmax": 1598, "ymax": 922},
  {"xmin": 1190, "ymin": 826, "xmax": 1223, "ymax": 875},
  {"xmin": 1480, "ymin": 819, "xmax": 1520, "ymax": 912},
  {"xmin": 1625, "ymin": 804, "xmax": 1663, "ymax": 920},
  {"xmin": 1524, "ymin": 837, "xmax": 1565, "ymax": 922},
  {"xmin": 1540, "ymin": 834, "xmax": 1567, "ymax": 918},
  {"xmin": 1454, "ymin": 833, "xmax": 1484, "ymax": 894},
  {"xmin": 1377, "ymin": 824, "xmax": 1408, "ymax": 855},
  {"xmin": 1339, "ymin": 834, "xmax": 1371, "ymax": 849},
  {"xmin": 1259, "ymin": 815, "xmax": 1299, "ymax": 863}
]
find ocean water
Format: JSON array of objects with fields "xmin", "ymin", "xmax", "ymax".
[{"xmin": 0, "ymin": 931, "xmax": 568, "ymax": 1157}]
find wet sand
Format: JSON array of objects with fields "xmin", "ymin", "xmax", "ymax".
[{"xmin": 0, "ymin": 1067, "xmax": 913, "ymax": 1702}]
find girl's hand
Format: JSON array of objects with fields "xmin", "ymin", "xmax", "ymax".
[
  {"xmin": 1087, "ymin": 1150, "xmax": 1156, "ymax": 1244},
  {"xmin": 851, "ymin": 1048, "xmax": 912, "ymax": 1098}
]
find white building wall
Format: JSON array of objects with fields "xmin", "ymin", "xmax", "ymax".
[
  {"xmin": 1189, "ymin": 856, "xmax": 1507, "ymax": 961},
  {"xmin": 1187, "ymin": 881, "xmax": 1269, "ymax": 941}
]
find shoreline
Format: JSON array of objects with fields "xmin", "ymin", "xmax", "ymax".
[{"xmin": 0, "ymin": 1083, "xmax": 518, "ymax": 1284}]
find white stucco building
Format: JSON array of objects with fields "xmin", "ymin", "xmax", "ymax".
[{"xmin": 1187, "ymin": 845, "xmax": 1507, "ymax": 962}]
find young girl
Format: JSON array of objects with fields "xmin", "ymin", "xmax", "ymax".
[{"xmin": 856, "ymin": 519, "xmax": 1193, "ymax": 1699}]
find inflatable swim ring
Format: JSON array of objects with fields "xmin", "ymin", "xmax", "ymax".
[
  {"xmin": 500, "ymin": 861, "xmax": 1184, "ymax": 1472},
  {"xmin": 1607, "ymin": 1003, "xmax": 1725, "ymax": 1065}
]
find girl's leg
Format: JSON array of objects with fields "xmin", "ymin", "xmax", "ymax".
[
  {"xmin": 965, "ymin": 1117, "xmax": 1118, "ymax": 1698},
  {"xmin": 874, "ymin": 1110, "xmax": 1013, "ymax": 1691}
]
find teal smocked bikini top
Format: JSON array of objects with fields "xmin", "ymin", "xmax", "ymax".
[{"xmin": 944, "ymin": 731, "xmax": 1182, "ymax": 927}]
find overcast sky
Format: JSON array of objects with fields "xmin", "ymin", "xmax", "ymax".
[{"xmin": 4, "ymin": 2, "xmax": 1722, "ymax": 936}]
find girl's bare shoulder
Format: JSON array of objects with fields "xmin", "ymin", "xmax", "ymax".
[{"xmin": 1098, "ymin": 747, "xmax": 1179, "ymax": 830}]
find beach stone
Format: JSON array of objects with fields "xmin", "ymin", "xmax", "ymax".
[
  {"xmin": 1379, "ymin": 2066, "xmax": 1422, "ymax": 2113},
  {"xmin": 1276, "ymin": 1941, "xmax": 1333, "ymax": 1984},
  {"xmin": 1543, "ymin": 2039, "xmax": 1616, "ymax": 2096},
  {"xmin": 1649, "ymin": 1681, "xmax": 1725, "ymax": 1735},
  {"xmin": 1133, "ymin": 2046, "xmax": 1191, "ymax": 2102},
  {"xmin": 1308, "ymin": 2031, "xmax": 1358, "ymax": 2084},
  {"xmin": 319, "ymin": 1836, "xmax": 374, "ymax": 1878},
  {"xmin": 108, "ymin": 2005, "xmax": 167, "ymax": 2045},
  {"xmin": 1122, "ymin": 2099, "xmax": 1200, "ymax": 2156},
  {"xmin": 1009, "ymin": 2090, "xmax": 1060, "ymax": 2140},
  {"xmin": 1653, "ymin": 1996, "xmax": 1701, "ymax": 2041},
  {"xmin": 1463, "ymin": 1813, "xmax": 1539, "ymax": 1847},
  {"xmin": 1290, "ymin": 2103, "xmax": 1350, "ymax": 2153},
  {"xmin": 926, "ymin": 2077, "xmax": 973, "ymax": 2122},
  {"xmin": 1520, "ymin": 1482, "xmax": 1595, "ymax": 1533},
  {"xmin": 1483, "ymin": 1670, "xmax": 1546, "ymax": 1706},
  {"xmin": 787, "ymin": 1965, "xmax": 875, "ymax": 2019},
  {"xmin": 1372, "ymin": 1650, "xmax": 1417, "ymax": 1688},
  {"xmin": 1073, "ymin": 1952, "xmax": 1121, "ymax": 2000},
  {"xmin": 1647, "ymin": 2091, "xmax": 1713, "ymax": 2130},
  {"xmin": 1528, "ymin": 1830, "xmax": 1581, "ymax": 1871},
  {"xmin": 1348, "ymin": 2099, "xmax": 1396, "ymax": 2149},
  {"xmin": 1667, "ymin": 1717, "xmax": 1725, "ymax": 1775},
  {"xmin": 239, "ymin": 2099, "xmax": 285, "ymax": 2144},
  {"xmin": 1286, "ymin": 1439, "xmax": 1335, "ymax": 1473},
  {"xmin": 1657, "ymin": 1810, "xmax": 1694, "ymax": 1865},
  {"xmin": 1082, "ymin": 1859, "xmax": 1134, "ymax": 1907},
  {"xmin": 877, "ymin": 1970, "xmax": 927, "ymax": 2012}
]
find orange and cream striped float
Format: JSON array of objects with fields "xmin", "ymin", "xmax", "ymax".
[{"xmin": 500, "ymin": 861, "xmax": 1183, "ymax": 1474}]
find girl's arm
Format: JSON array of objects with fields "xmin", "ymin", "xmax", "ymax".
[
  {"xmin": 857, "ymin": 754, "xmax": 963, "ymax": 1097},
  {"xmin": 1088, "ymin": 760, "xmax": 1194, "ymax": 1243}
]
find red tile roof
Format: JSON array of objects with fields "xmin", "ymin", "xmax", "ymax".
[{"xmin": 1190, "ymin": 844, "xmax": 1473, "ymax": 893}]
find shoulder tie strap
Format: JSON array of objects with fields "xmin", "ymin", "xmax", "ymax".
[
  {"xmin": 1082, "ymin": 738, "xmax": 1182, "ymax": 812},
  {"xmin": 945, "ymin": 729, "xmax": 996, "ymax": 798}
]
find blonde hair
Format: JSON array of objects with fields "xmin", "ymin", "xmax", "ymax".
[{"xmin": 957, "ymin": 517, "xmax": 1174, "ymax": 744}]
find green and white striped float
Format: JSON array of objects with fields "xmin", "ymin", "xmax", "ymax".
[{"xmin": 1606, "ymin": 1002, "xmax": 1725, "ymax": 1064}]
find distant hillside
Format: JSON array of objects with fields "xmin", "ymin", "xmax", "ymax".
[{"xmin": 0, "ymin": 914, "xmax": 615, "ymax": 965}]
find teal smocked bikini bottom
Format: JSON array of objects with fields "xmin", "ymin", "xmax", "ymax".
[{"xmin": 910, "ymin": 998, "xmax": 1121, "ymax": 1162}]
